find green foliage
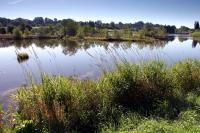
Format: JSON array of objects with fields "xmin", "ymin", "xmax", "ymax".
[
  {"xmin": 177, "ymin": 26, "xmax": 191, "ymax": 34},
  {"xmin": 14, "ymin": 120, "xmax": 39, "ymax": 133},
  {"xmin": 138, "ymin": 26, "xmax": 167, "ymax": 38},
  {"xmin": 99, "ymin": 61, "xmax": 174, "ymax": 114},
  {"xmin": 191, "ymin": 31, "xmax": 200, "ymax": 37},
  {"xmin": 5, "ymin": 59, "xmax": 200, "ymax": 132},
  {"xmin": 17, "ymin": 53, "xmax": 29, "ymax": 63},
  {"xmin": 77, "ymin": 26, "xmax": 97, "ymax": 38},
  {"xmin": 61, "ymin": 19, "xmax": 79, "ymax": 37},
  {"xmin": 172, "ymin": 59, "xmax": 200, "ymax": 93},
  {"xmin": 113, "ymin": 30, "xmax": 121, "ymax": 39},
  {"xmin": 13, "ymin": 28, "xmax": 22, "ymax": 39},
  {"xmin": 103, "ymin": 110, "xmax": 200, "ymax": 133},
  {"xmin": 15, "ymin": 75, "xmax": 112, "ymax": 132},
  {"xmin": 122, "ymin": 28, "xmax": 133, "ymax": 38},
  {"xmin": 19, "ymin": 23, "xmax": 26, "ymax": 33},
  {"xmin": 7, "ymin": 26, "xmax": 14, "ymax": 34}
]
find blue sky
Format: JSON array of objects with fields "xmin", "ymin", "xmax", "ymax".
[{"xmin": 1, "ymin": 0, "xmax": 200, "ymax": 28}]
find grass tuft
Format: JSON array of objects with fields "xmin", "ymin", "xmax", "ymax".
[{"xmin": 17, "ymin": 52, "xmax": 29, "ymax": 63}]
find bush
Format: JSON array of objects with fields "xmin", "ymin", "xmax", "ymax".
[
  {"xmin": 138, "ymin": 26, "xmax": 167, "ymax": 38},
  {"xmin": 61, "ymin": 19, "xmax": 79, "ymax": 37},
  {"xmin": 13, "ymin": 28, "xmax": 22, "ymax": 39}
]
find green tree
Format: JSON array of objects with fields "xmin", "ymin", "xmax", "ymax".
[
  {"xmin": 194, "ymin": 21, "xmax": 199, "ymax": 30},
  {"xmin": 157, "ymin": 26, "xmax": 167, "ymax": 36},
  {"xmin": 61, "ymin": 19, "xmax": 78, "ymax": 37},
  {"xmin": 7, "ymin": 26, "xmax": 14, "ymax": 34},
  {"xmin": 77, "ymin": 26, "xmax": 85, "ymax": 38},
  {"xmin": 19, "ymin": 23, "xmax": 26, "ymax": 33},
  {"xmin": 13, "ymin": 28, "xmax": 22, "ymax": 39},
  {"xmin": 177, "ymin": 26, "xmax": 190, "ymax": 34}
]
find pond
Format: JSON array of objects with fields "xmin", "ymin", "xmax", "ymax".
[{"xmin": 0, "ymin": 35, "xmax": 200, "ymax": 97}]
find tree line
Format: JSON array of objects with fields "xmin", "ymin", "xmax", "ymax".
[
  {"xmin": 0, "ymin": 17, "xmax": 195, "ymax": 39},
  {"xmin": 0, "ymin": 17, "xmax": 177, "ymax": 33}
]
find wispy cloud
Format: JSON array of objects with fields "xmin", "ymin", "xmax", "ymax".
[{"xmin": 8, "ymin": 0, "xmax": 25, "ymax": 5}]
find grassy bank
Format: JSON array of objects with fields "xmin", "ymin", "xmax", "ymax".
[
  {"xmin": 191, "ymin": 31, "xmax": 200, "ymax": 37},
  {"xmin": 0, "ymin": 34, "xmax": 167, "ymax": 44},
  {"xmin": 2, "ymin": 59, "xmax": 200, "ymax": 132},
  {"xmin": 69, "ymin": 36, "xmax": 160, "ymax": 43}
]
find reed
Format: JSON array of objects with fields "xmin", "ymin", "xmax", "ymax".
[{"xmin": 3, "ymin": 59, "xmax": 200, "ymax": 132}]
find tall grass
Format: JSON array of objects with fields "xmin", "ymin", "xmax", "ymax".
[{"xmin": 5, "ymin": 59, "xmax": 200, "ymax": 132}]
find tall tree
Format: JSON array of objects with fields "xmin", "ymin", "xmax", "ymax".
[{"xmin": 194, "ymin": 21, "xmax": 199, "ymax": 30}]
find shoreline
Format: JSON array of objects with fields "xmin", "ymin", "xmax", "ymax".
[{"xmin": 0, "ymin": 34, "xmax": 175, "ymax": 43}]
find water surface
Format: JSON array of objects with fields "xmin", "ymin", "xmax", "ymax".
[{"xmin": 0, "ymin": 35, "xmax": 200, "ymax": 95}]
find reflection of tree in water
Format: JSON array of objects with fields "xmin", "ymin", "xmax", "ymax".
[
  {"xmin": 0, "ymin": 40, "xmax": 15, "ymax": 47},
  {"xmin": 178, "ymin": 36, "xmax": 188, "ymax": 42},
  {"xmin": 0, "ymin": 38, "xmax": 174, "ymax": 55},
  {"xmin": 0, "ymin": 39, "xmax": 62, "ymax": 48},
  {"xmin": 62, "ymin": 40, "xmax": 81, "ymax": 56},
  {"xmin": 134, "ymin": 40, "xmax": 168, "ymax": 50},
  {"xmin": 167, "ymin": 36, "xmax": 175, "ymax": 42},
  {"xmin": 96, "ymin": 41, "xmax": 109, "ymax": 50},
  {"xmin": 192, "ymin": 40, "xmax": 200, "ymax": 48}
]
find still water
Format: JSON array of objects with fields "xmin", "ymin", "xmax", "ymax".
[{"xmin": 0, "ymin": 35, "xmax": 200, "ymax": 95}]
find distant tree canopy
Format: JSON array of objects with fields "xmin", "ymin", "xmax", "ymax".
[
  {"xmin": 164, "ymin": 25, "xmax": 176, "ymax": 34},
  {"xmin": 177, "ymin": 26, "xmax": 191, "ymax": 34},
  {"xmin": 0, "ymin": 17, "xmax": 177, "ymax": 33},
  {"xmin": 61, "ymin": 19, "xmax": 78, "ymax": 36},
  {"xmin": 138, "ymin": 26, "xmax": 167, "ymax": 37},
  {"xmin": 7, "ymin": 26, "xmax": 14, "ymax": 33},
  {"xmin": 33, "ymin": 17, "xmax": 45, "ymax": 26},
  {"xmin": 0, "ymin": 17, "xmax": 182, "ymax": 38},
  {"xmin": 194, "ymin": 21, "xmax": 200, "ymax": 30}
]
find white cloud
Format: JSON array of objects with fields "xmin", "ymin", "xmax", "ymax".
[{"xmin": 8, "ymin": 0, "xmax": 25, "ymax": 5}]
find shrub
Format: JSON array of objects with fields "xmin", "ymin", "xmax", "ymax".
[
  {"xmin": 13, "ymin": 28, "xmax": 22, "ymax": 39},
  {"xmin": 138, "ymin": 26, "xmax": 167, "ymax": 38}
]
